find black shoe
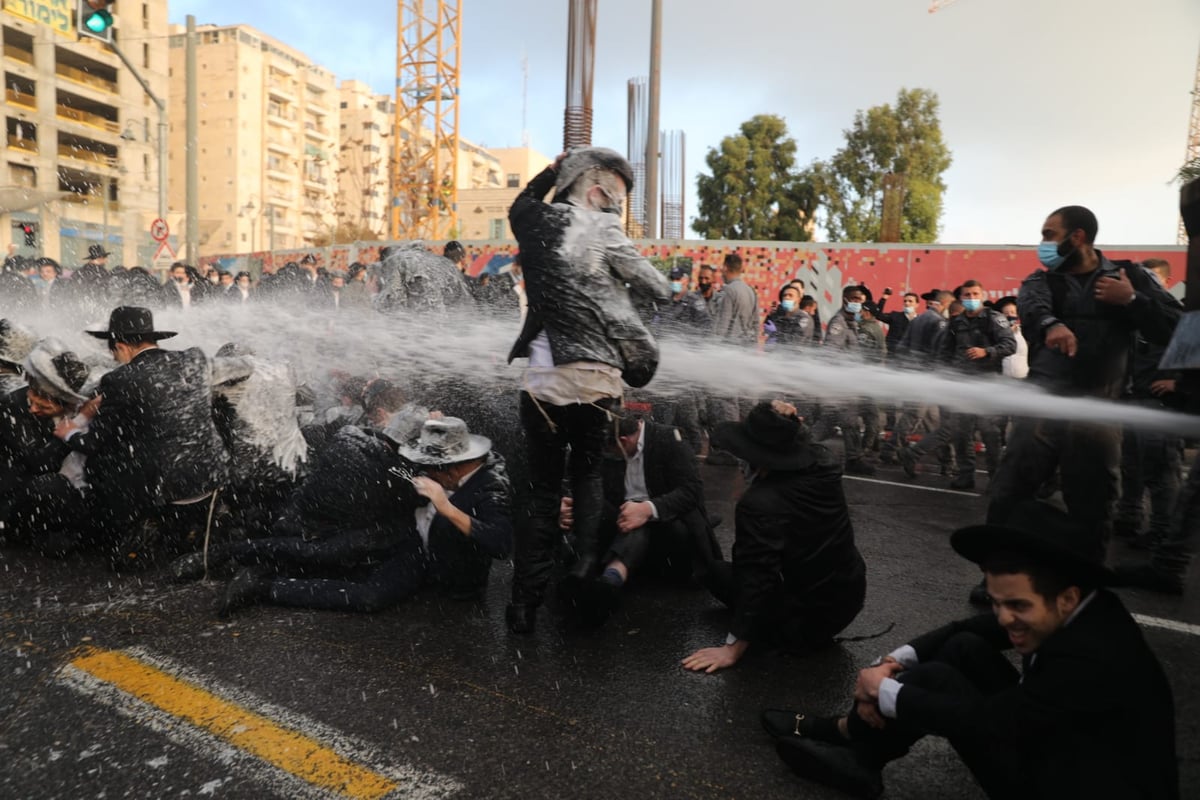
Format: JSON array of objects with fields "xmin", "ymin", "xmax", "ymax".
[
  {"xmin": 1113, "ymin": 563, "xmax": 1185, "ymax": 596},
  {"xmin": 761, "ymin": 709, "xmax": 846, "ymax": 744},
  {"xmin": 897, "ymin": 448, "xmax": 917, "ymax": 478},
  {"xmin": 217, "ymin": 567, "xmax": 271, "ymax": 619},
  {"xmin": 949, "ymin": 474, "xmax": 976, "ymax": 491},
  {"xmin": 573, "ymin": 576, "xmax": 622, "ymax": 627},
  {"xmin": 505, "ymin": 602, "xmax": 537, "ymax": 635},
  {"xmin": 844, "ymin": 460, "xmax": 876, "ymax": 477},
  {"xmin": 775, "ymin": 738, "xmax": 883, "ymax": 799},
  {"xmin": 171, "ymin": 552, "xmax": 209, "ymax": 582},
  {"xmin": 968, "ymin": 579, "xmax": 992, "ymax": 605}
]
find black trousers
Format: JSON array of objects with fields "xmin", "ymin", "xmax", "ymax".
[
  {"xmin": 846, "ymin": 632, "xmax": 1027, "ymax": 799},
  {"xmin": 511, "ymin": 391, "xmax": 614, "ymax": 606},
  {"xmin": 604, "ymin": 507, "xmax": 722, "ymax": 582},
  {"xmin": 266, "ymin": 548, "xmax": 426, "ymax": 613},
  {"xmin": 1152, "ymin": 453, "xmax": 1200, "ymax": 578},
  {"xmin": 987, "ymin": 417, "xmax": 1120, "ymax": 560},
  {"xmin": 1117, "ymin": 406, "xmax": 1182, "ymax": 539}
]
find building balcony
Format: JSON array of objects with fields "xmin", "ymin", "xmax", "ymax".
[
  {"xmin": 268, "ymin": 85, "xmax": 297, "ymax": 105},
  {"xmin": 58, "ymin": 144, "xmax": 118, "ymax": 173},
  {"xmin": 266, "ymin": 167, "xmax": 292, "ymax": 182},
  {"xmin": 303, "ymin": 122, "xmax": 331, "ymax": 142},
  {"xmin": 56, "ymin": 62, "xmax": 118, "ymax": 95},
  {"xmin": 6, "ymin": 135, "xmax": 38, "ymax": 155},
  {"xmin": 3, "ymin": 43, "xmax": 35, "ymax": 68},
  {"xmin": 56, "ymin": 104, "xmax": 121, "ymax": 138},
  {"xmin": 5, "ymin": 87, "xmax": 36, "ymax": 111},
  {"xmin": 303, "ymin": 177, "xmax": 328, "ymax": 193},
  {"xmin": 266, "ymin": 138, "xmax": 292, "ymax": 155},
  {"xmin": 267, "ymin": 111, "xmax": 297, "ymax": 130}
]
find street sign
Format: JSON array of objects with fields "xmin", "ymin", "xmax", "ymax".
[{"xmin": 150, "ymin": 218, "xmax": 169, "ymax": 243}]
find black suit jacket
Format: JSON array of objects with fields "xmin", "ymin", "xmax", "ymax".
[
  {"xmin": 899, "ymin": 590, "xmax": 1177, "ymax": 800},
  {"xmin": 423, "ymin": 454, "xmax": 513, "ymax": 593},
  {"xmin": 601, "ymin": 421, "xmax": 705, "ymax": 522},
  {"xmin": 70, "ymin": 348, "xmax": 229, "ymax": 507},
  {"xmin": 0, "ymin": 388, "xmax": 71, "ymax": 521}
]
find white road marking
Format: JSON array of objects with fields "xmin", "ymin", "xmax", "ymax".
[
  {"xmin": 1133, "ymin": 614, "xmax": 1200, "ymax": 638},
  {"xmin": 844, "ymin": 475, "xmax": 979, "ymax": 496}
]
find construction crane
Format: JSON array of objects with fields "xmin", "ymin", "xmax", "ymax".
[
  {"xmin": 392, "ymin": 0, "xmax": 462, "ymax": 242},
  {"xmin": 1181, "ymin": 42, "xmax": 1200, "ymax": 244}
]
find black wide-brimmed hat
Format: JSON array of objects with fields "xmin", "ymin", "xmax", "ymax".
[
  {"xmin": 920, "ymin": 288, "xmax": 944, "ymax": 302},
  {"xmin": 86, "ymin": 306, "xmax": 177, "ymax": 341},
  {"xmin": 711, "ymin": 402, "xmax": 816, "ymax": 471},
  {"xmin": 87, "ymin": 244, "xmax": 111, "ymax": 260},
  {"xmin": 951, "ymin": 501, "xmax": 1118, "ymax": 587}
]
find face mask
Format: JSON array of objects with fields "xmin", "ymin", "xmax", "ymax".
[
  {"xmin": 670, "ymin": 281, "xmax": 683, "ymax": 294},
  {"xmin": 962, "ymin": 298, "xmax": 983, "ymax": 312},
  {"xmin": 904, "ymin": 305, "xmax": 917, "ymax": 316},
  {"xmin": 698, "ymin": 281, "xmax": 711, "ymax": 291},
  {"xmin": 780, "ymin": 299, "xmax": 796, "ymax": 312},
  {"xmin": 1006, "ymin": 315, "xmax": 1020, "ymax": 325},
  {"xmin": 845, "ymin": 302, "xmax": 863, "ymax": 314}
]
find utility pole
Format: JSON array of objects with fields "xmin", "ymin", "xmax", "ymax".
[
  {"xmin": 108, "ymin": 41, "xmax": 167, "ymax": 221},
  {"xmin": 563, "ymin": 0, "xmax": 597, "ymax": 149},
  {"xmin": 185, "ymin": 15, "xmax": 199, "ymax": 262},
  {"xmin": 644, "ymin": 0, "xmax": 662, "ymax": 239}
]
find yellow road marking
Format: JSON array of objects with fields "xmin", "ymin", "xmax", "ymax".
[{"xmin": 69, "ymin": 647, "xmax": 398, "ymax": 800}]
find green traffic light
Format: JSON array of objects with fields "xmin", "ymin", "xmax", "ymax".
[{"xmin": 84, "ymin": 10, "xmax": 112, "ymax": 33}]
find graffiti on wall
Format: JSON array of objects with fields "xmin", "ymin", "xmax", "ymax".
[{"xmin": 201, "ymin": 240, "xmax": 1187, "ymax": 324}]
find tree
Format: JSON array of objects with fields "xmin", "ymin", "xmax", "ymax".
[
  {"xmin": 810, "ymin": 88, "xmax": 952, "ymax": 243},
  {"xmin": 693, "ymin": 115, "xmax": 817, "ymax": 241}
]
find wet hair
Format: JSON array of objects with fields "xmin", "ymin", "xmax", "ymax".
[
  {"xmin": 1050, "ymin": 205, "xmax": 1098, "ymax": 244},
  {"xmin": 980, "ymin": 551, "xmax": 1094, "ymax": 603},
  {"xmin": 723, "ymin": 254, "xmax": 743, "ymax": 273},
  {"xmin": 443, "ymin": 241, "xmax": 466, "ymax": 262},
  {"xmin": 616, "ymin": 414, "xmax": 641, "ymax": 438},
  {"xmin": 363, "ymin": 379, "xmax": 407, "ymax": 417}
]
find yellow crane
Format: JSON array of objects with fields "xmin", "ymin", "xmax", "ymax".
[{"xmin": 391, "ymin": 0, "xmax": 462, "ymax": 242}]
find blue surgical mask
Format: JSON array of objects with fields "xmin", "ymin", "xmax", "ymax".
[
  {"xmin": 845, "ymin": 302, "xmax": 863, "ymax": 314},
  {"xmin": 1037, "ymin": 241, "xmax": 1065, "ymax": 269},
  {"xmin": 962, "ymin": 298, "xmax": 983, "ymax": 312},
  {"xmin": 670, "ymin": 281, "xmax": 683, "ymax": 294},
  {"xmin": 780, "ymin": 299, "xmax": 796, "ymax": 312},
  {"xmin": 853, "ymin": 312, "xmax": 863, "ymax": 322}
]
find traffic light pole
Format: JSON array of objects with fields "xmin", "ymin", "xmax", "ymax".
[{"xmin": 108, "ymin": 38, "xmax": 167, "ymax": 221}]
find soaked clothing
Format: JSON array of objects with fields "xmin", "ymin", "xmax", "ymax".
[{"xmin": 0, "ymin": 387, "xmax": 71, "ymax": 530}]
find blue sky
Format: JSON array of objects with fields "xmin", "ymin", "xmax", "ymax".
[{"xmin": 168, "ymin": 0, "xmax": 1200, "ymax": 245}]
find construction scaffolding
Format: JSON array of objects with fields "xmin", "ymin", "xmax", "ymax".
[
  {"xmin": 1181, "ymin": 41, "xmax": 1200, "ymax": 245},
  {"xmin": 659, "ymin": 130, "xmax": 685, "ymax": 240},
  {"xmin": 391, "ymin": 0, "xmax": 461, "ymax": 242}
]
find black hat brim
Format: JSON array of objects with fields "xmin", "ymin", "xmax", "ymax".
[
  {"xmin": 951, "ymin": 523, "xmax": 1118, "ymax": 587},
  {"xmin": 711, "ymin": 421, "xmax": 816, "ymax": 471},
  {"xmin": 85, "ymin": 329, "xmax": 177, "ymax": 341}
]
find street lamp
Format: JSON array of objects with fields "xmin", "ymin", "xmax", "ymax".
[{"xmin": 238, "ymin": 199, "xmax": 258, "ymax": 252}]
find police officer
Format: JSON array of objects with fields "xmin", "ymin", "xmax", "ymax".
[{"xmin": 899, "ymin": 280, "xmax": 1016, "ymax": 490}]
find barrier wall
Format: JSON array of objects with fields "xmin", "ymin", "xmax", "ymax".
[{"xmin": 201, "ymin": 240, "xmax": 1187, "ymax": 322}]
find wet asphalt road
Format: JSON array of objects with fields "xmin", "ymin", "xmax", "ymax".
[{"xmin": 1, "ymin": 459, "xmax": 1198, "ymax": 800}]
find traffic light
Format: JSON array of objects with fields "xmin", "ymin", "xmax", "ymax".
[
  {"xmin": 77, "ymin": 0, "xmax": 115, "ymax": 43},
  {"xmin": 20, "ymin": 223, "xmax": 37, "ymax": 247}
]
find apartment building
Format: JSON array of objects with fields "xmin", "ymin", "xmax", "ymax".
[
  {"xmin": 1, "ymin": 1, "xmax": 169, "ymax": 266},
  {"xmin": 336, "ymin": 80, "xmax": 391, "ymax": 239},
  {"xmin": 167, "ymin": 23, "xmax": 339, "ymax": 257},
  {"xmin": 457, "ymin": 146, "xmax": 551, "ymax": 240}
]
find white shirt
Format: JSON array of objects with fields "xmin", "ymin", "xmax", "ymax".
[
  {"xmin": 412, "ymin": 465, "xmax": 484, "ymax": 549},
  {"xmin": 622, "ymin": 422, "xmax": 659, "ymax": 518},
  {"xmin": 523, "ymin": 332, "xmax": 624, "ymax": 406}
]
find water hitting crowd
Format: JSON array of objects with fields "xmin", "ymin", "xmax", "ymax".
[{"xmin": 0, "ymin": 147, "xmax": 1192, "ymax": 798}]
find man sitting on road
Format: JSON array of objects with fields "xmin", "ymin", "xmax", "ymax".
[
  {"xmin": 560, "ymin": 413, "xmax": 723, "ymax": 626},
  {"xmin": 764, "ymin": 500, "xmax": 1178, "ymax": 800},
  {"xmin": 682, "ymin": 401, "xmax": 867, "ymax": 673}
]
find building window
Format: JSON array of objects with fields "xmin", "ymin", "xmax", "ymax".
[
  {"xmin": 506, "ymin": 173, "xmax": 520, "ymax": 188},
  {"xmin": 489, "ymin": 219, "xmax": 505, "ymax": 239}
]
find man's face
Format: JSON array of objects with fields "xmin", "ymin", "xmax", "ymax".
[
  {"xmin": 170, "ymin": 267, "xmax": 188, "ymax": 284},
  {"xmin": 697, "ymin": 271, "xmax": 714, "ymax": 293},
  {"xmin": 903, "ymin": 295, "xmax": 919, "ymax": 312},
  {"xmin": 961, "ymin": 285, "xmax": 985, "ymax": 305},
  {"xmin": 220, "ymin": 273, "xmax": 234, "ymax": 287},
  {"xmin": 612, "ymin": 430, "xmax": 639, "ymax": 460},
  {"xmin": 39, "ymin": 265, "xmax": 56, "ymax": 282},
  {"xmin": 843, "ymin": 290, "xmax": 865, "ymax": 309},
  {"xmin": 331, "ymin": 277, "xmax": 345, "ymax": 289},
  {"xmin": 237, "ymin": 277, "xmax": 250, "ymax": 290},
  {"xmin": 27, "ymin": 387, "xmax": 67, "ymax": 419},
  {"xmin": 998, "ymin": 302, "xmax": 1018, "ymax": 321},
  {"xmin": 1041, "ymin": 213, "xmax": 1075, "ymax": 247},
  {"xmin": 781, "ymin": 287, "xmax": 802, "ymax": 307},
  {"xmin": 986, "ymin": 572, "xmax": 1076, "ymax": 656},
  {"xmin": 1150, "ymin": 267, "xmax": 1170, "ymax": 287}
]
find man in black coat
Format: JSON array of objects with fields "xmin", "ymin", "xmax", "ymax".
[
  {"xmin": 766, "ymin": 500, "xmax": 1177, "ymax": 800},
  {"xmin": 210, "ymin": 416, "xmax": 513, "ymax": 616},
  {"xmin": 562, "ymin": 415, "xmax": 722, "ymax": 625},
  {"xmin": 682, "ymin": 401, "xmax": 867, "ymax": 673},
  {"xmin": 56, "ymin": 307, "xmax": 229, "ymax": 563}
]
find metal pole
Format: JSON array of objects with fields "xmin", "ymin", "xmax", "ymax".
[
  {"xmin": 563, "ymin": 0, "xmax": 596, "ymax": 149},
  {"xmin": 185, "ymin": 16, "xmax": 199, "ymax": 263},
  {"xmin": 269, "ymin": 205, "xmax": 276, "ymax": 253},
  {"xmin": 108, "ymin": 40, "xmax": 167, "ymax": 220},
  {"xmin": 644, "ymin": 0, "xmax": 662, "ymax": 239},
  {"xmin": 101, "ymin": 173, "xmax": 110, "ymax": 255}
]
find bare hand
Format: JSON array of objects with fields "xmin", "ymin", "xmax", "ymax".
[
  {"xmin": 428, "ymin": 410, "xmax": 444, "ymax": 420},
  {"xmin": 79, "ymin": 395, "xmax": 102, "ymax": 420},
  {"xmin": 770, "ymin": 399, "xmax": 798, "ymax": 418},
  {"xmin": 965, "ymin": 347, "xmax": 988, "ymax": 361},
  {"xmin": 411, "ymin": 476, "xmax": 449, "ymax": 511},
  {"xmin": 1094, "ymin": 268, "xmax": 1135, "ymax": 306},
  {"xmin": 617, "ymin": 500, "xmax": 654, "ymax": 534},
  {"xmin": 559, "ymin": 496, "xmax": 575, "ymax": 531},
  {"xmin": 1150, "ymin": 379, "xmax": 1177, "ymax": 397},
  {"xmin": 856, "ymin": 700, "xmax": 887, "ymax": 730},
  {"xmin": 853, "ymin": 660, "xmax": 905, "ymax": 705},
  {"xmin": 681, "ymin": 641, "xmax": 748, "ymax": 673},
  {"xmin": 1044, "ymin": 324, "xmax": 1078, "ymax": 358},
  {"xmin": 53, "ymin": 419, "xmax": 77, "ymax": 440}
]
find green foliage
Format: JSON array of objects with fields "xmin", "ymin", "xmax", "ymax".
[
  {"xmin": 810, "ymin": 88, "xmax": 953, "ymax": 243},
  {"xmin": 694, "ymin": 115, "xmax": 817, "ymax": 241}
]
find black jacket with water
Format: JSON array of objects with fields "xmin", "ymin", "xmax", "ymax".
[
  {"xmin": 0, "ymin": 387, "xmax": 70, "ymax": 523},
  {"xmin": 1018, "ymin": 253, "xmax": 1182, "ymax": 398},
  {"xmin": 897, "ymin": 308, "xmax": 948, "ymax": 366},
  {"xmin": 507, "ymin": 166, "xmax": 671, "ymax": 387},
  {"xmin": 69, "ymin": 347, "xmax": 229, "ymax": 509},
  {"xmin": 937, "ymin": 308, "xmax": 1018, "ymax": 375}
]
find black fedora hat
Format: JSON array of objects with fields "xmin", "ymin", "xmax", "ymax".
[
  {"xmin": 711, "ymin": 402, "xmax": 816, "ymax": 471},
  {"xmin": 87, "ymin": 244, "xmax": 111, "ymax": 260},
  {"xmin": 919, "ymin": 288, "xmax": 944, "ymax": 302},
  {"xmin": 951, "ymin": 501, "xmax": 1117, "ymax": 587},
  {"xmin": 86, "ymin": 306, "xmax": 177, "ymax": 341}
]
